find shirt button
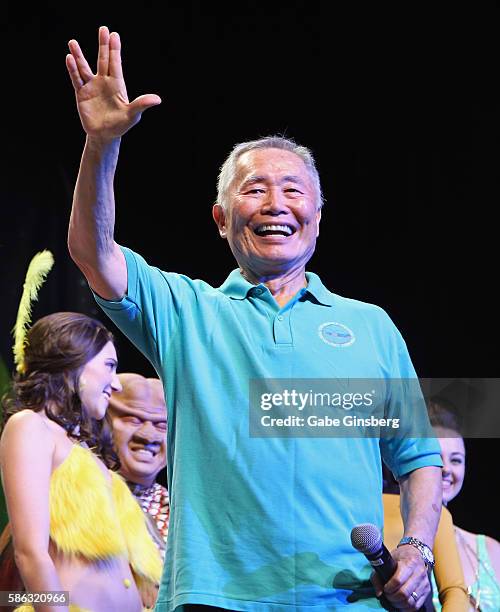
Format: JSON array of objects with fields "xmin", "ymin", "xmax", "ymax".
[
  {"xmin": 277, "ymin": 315, "xmax": 284, "ymax": 321},
  {"xmin": 255, "ymin": 287, "xmax": 264, "ymax": 295}
]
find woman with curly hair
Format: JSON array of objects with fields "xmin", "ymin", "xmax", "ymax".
[{"xmin": 0, "ymin": 312, "xmax": 162, "ymax": 612}]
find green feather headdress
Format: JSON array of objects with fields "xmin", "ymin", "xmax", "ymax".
[{"xmin": 13, "ymin": 250, "xmax": 54, "ymax": 373}]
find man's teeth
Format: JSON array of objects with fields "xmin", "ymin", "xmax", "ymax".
[
  {"xmin": 134, "ymin": 448, "xmax": 154, "ymax": 457},
  {"xmin": 255, "ymin": 224, "xmax": 293, "ymax": 236}
]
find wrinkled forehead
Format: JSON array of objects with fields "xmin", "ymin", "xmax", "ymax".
[
  {"xmin": 108, "ymin": 402, "xmax": 167, "ymax": 422},
  {"xmin": 235, "ymin": 148, "xmax": 313, "ymax": 184}
]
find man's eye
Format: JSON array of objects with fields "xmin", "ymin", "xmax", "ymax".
[
  {"xmin": 124, "ymin": 417, "xmax": 142, "ymax": 425},
  {"xmin": 284, "ymin": 188, "xmax": 302, "ymax": 193},
  {"xmin": 246, "ymin": 188, "xmax": 265, "ymax": 194},
  {"xmin": 156, "ymin": 423, "xmax": 167, "ymax": 431}
]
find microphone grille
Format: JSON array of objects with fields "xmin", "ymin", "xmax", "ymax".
[{"xmin": 350, "ymin": 523, "xmax": 383, "ymax": 554}]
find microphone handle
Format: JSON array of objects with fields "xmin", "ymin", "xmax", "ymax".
[
  {"xmin": 365, "ymin": 544, "xmax": 397, "ymax": 584},
  {"xmin": 366, "ymin": 546, "xmax": 427, "ymax": 611}
]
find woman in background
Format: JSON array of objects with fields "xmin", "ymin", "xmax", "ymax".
[
  {"xmin": 429, "ymin": 397, "xmax": 500, "ymax": 611},
  {"xmin": 0, "ymin": 313, "xmax": 161, "ymax": 612}
]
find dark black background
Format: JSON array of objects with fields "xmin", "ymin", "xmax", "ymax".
[{"xmin": 1, "ymin": 2, "xmax": 498, "ymax": 537}]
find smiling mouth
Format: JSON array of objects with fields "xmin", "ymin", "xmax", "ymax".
[
  {"xmin": 130, "ymin": 445, "xmax": 160, "ymax": 459},
  {"xmin": 254, "ymin": 224, "xmax": 295, "ymax": 237}
]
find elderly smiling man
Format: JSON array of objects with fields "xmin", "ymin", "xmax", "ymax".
[{"xmin": 66, "ymin": 26, "xmax": 443, "ymax": 612}]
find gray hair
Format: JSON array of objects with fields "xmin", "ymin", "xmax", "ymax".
[{"xmin": 216, "ymin": 135, "xmax": 325, "ymax": 211}]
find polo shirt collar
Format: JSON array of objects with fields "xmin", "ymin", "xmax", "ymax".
[
  {"xmin": 304, "ymin": 272, "xmax": 336, "ymax": 306},
  {"xmin": 219, "ymin": 269, "xmax": 257, "ymax": 299},
  {"xmin": 219, "ymin": 269, "xmax": 335, "ymax": 306}
]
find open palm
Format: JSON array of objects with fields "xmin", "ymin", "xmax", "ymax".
[{"xmin": 66, "ymin": 26, "xmax": 161, "ymax": 141}]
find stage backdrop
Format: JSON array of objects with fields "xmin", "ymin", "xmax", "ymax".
[{"xmin": 1, "ymin": 3, "xmax": 497, "ymax": 538}]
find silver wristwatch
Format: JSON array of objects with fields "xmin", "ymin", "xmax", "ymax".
[{"xmin": 398, "ymin": 536, "xmax": 435, "ymax": 569}]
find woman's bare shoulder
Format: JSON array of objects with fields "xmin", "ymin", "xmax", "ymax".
[
  {"xmin": 0, "ymin": 409, "xmax": 55, "ymax": 453},
  {"xmin": 3, "ymin": 409, "xmax": 52, "ymax": 433}
]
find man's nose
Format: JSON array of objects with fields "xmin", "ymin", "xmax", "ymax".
[
  {"xmin": 111, "ymin": 373, "xmax": 122, "ymax": 393},
  {"xmin": 261, "ymin": 188, "xmax": 288, "ymax": 214},
  {"xmin": 134, "ymin": 421, "xmax": 163, "ymax": 442}
]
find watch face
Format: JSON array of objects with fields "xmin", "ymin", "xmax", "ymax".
[{"xmin": 399, "ymin": 538, "xmax": 434, "ymax": 565}]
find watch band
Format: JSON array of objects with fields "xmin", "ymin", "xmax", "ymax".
[{"xmin": 398, "ymin": 536, "xmax": 435, "ymax": 569}]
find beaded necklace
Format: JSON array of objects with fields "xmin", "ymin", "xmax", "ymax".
[{"xmin": 127, "ymin": 481, "xmax": 170, "ymax": 546}]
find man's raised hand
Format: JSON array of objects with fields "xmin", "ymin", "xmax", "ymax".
[{"xmin": 65, "ymin": 26, "xmax": 161, "ymax": 142}]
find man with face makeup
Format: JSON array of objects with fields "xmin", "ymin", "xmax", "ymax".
[
  {"xmin": 66, "ymin": 26, "xmax": 444, "ymax": 612},
  {"xmin": 107, "ymin": 373, "xmax": 169, "ymax": 557}
]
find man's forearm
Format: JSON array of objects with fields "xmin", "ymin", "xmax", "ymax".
[
  {"xmin": 68, "ymin": 135, "xmax": 121, "ymax": 266},
  {"xmin": 399, "ymin": 465, "xmax": 442, "ymax": 545}
]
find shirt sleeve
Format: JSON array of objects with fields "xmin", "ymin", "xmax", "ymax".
[
  {"xmin": 93, "ymin": 246, "xmax": 190, "ymax": 374},
  {"xmin": 376, "ymin": 309, "xmax": 443, "ymax": 478}
]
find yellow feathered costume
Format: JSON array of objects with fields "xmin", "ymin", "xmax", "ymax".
[
  {"xmin": 50, "ymin": 444, "xmax": 161, "ymax": 580},
  {"xmin": 11, "ymin": 252, "xmax": 162, "ymax": 611},
  {"xmin": 15, "ymin": 445, "xmax": 162, "ymax": 612}
]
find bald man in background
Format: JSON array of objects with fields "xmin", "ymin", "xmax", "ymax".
[{"xmin": 108, "ymin": 373, "xmax": 170, "ymax": 557}]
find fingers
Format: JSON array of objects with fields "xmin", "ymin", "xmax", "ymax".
[
  {"xmin": 406, "ymin": 587, "xmax": 426, "ymax": 610},
  {"xmin": 66, "ymin": 39, "xmax": 93, "ymax": 90},
  {"xmin": 97, "ymin": 25, "xmax": 110, "ymax": 76},
  {"xmin": 384, "ymin": 574, "xmax": 430, "ymax": 610},
  {"xmin": 382, "ymin": 555, "xmax": 429, "ymax": 610},
  {"xmin": 391, "ymin": 586, "xmax": 427, "ymax": 611},
  {"xmin": 369, "ymin": 570, "xmax": 384, "ymax": 598},
  {"xmin": 108, "ymin": 31, "xmax": 123, "ymax": 79},
  {"xmin": 129, "ymin": 94, "xmax": 162, "ymax": 117},
  {"xmin": 67, "ymin": 26, "xmax": 122, "ymax": 90},
  {"xmin": 65, "ymin": 53, "xmax": 83, "ymax": 91}
]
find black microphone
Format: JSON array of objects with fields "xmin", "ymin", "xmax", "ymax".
[
  {"xmin": 351, "ymin": 524, "xmax": 428, "ymax": 611},
  {"xmin": 350, "ymin": 523, "xmax": 397, "ymax": 584},
  {"xmin": 351, "ymin": 523, "xmax": 397, "ymax": 611}
]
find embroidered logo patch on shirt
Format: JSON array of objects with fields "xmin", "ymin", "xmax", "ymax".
[{"xmin": 318, "ymin": 322, "xmax": 356, "ymax": 348}]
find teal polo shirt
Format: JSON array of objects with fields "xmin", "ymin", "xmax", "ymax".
[{"xmin": 95, "ymin": 246, "xmax": 442, "ymax": 611}]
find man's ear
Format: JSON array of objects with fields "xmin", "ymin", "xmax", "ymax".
[
  {"xmin": 316, "ymin": 208, "xmax": 322, "ymax": 237},
  {"xmin": 212, "ymin": 203, "xmax": 228, "ymax": 238}
]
